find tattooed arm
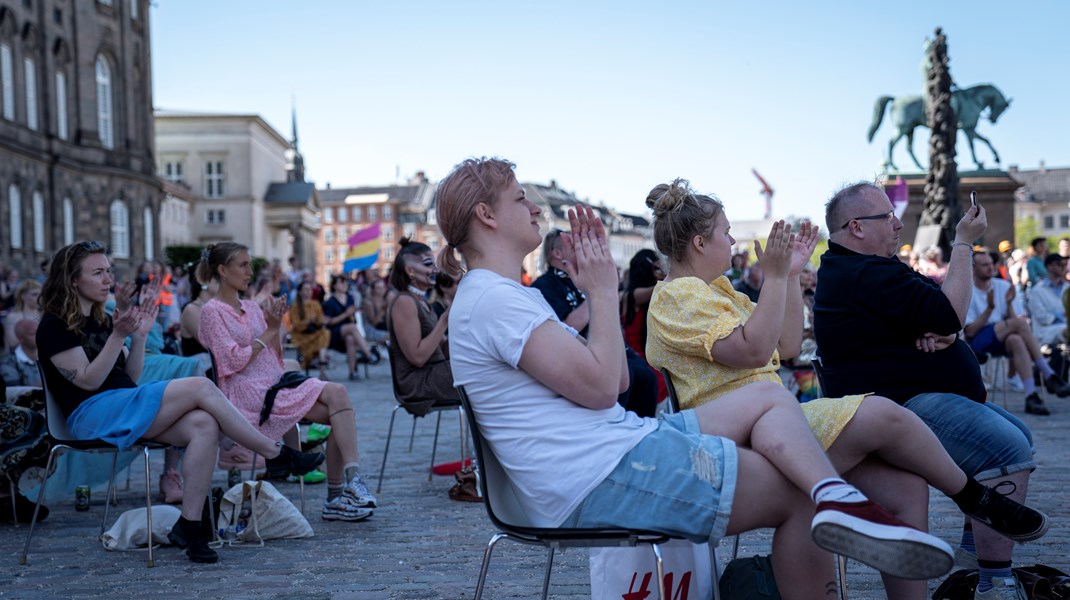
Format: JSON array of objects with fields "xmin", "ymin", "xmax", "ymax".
[{"xmin": 49, "ymin": 329, "xmax": 130, "ymax": 392}]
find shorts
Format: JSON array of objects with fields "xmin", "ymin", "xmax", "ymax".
[
  {"xmin": 968, "ymin": 323, "xmax": 1005, "ymax": 355},
  {"xmin": 561, "ymin": 410, "xmax": 738, "ymax": 544},
  {"xmin": 904, "ymin": 392, "xmax": 1035, "ymax": 481},
  {"xmin": 67, "ymin": 381, "xmax": 168, "ymax": 450}
]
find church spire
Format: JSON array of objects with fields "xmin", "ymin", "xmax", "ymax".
[{"xmin": 285, "ymin": 96, "xmax": 306, "ymax": 182}]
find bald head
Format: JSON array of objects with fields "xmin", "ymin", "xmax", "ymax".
[
  {"xmin": 825, "ymin": 181, "xmax": 902, "ymax": 257},
  {"xmin": 14, "ymin": 319, "xmax": 38, "ymax": 349}
]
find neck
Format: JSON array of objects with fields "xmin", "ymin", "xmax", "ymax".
[
  {"xmin": 665, "ymin": 256, "xmax": 717, "ymax": 284},
  {"xmin": 467, "ymin": 250, "xmax": 525, "ymax": 283},
  {"xmin": 216, "ymin": 285, "xmax": 241, "ymax": 307},
  {"xmin": 975, "ymin": 277, "xmax": 992, "ymax": 290},
  {"xmin": 78, "ymin": 297, "xmax": 94, "ymax": 316}
]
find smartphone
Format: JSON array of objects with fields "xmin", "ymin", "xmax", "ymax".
[
  {"xmin": 970, "ymin": 190, "xmax": 977, "ymax": 207},
  {"xmin": 132, "ymin": 274, "xmax": 150, "ymax": 306}
]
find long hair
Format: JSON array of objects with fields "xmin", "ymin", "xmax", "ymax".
[
  {"xmin": 433, "ymin": 157, "xmax": 517, "ymax": 276},
  {"xmin": 294, "ymin": 280, "xmax": 311, "ymax": 321},
  {"xmin": 622, "ymin": 248, "xmax": 660, "ymax": 327},
  {"xmin": 13, "ymin": 279, "xmax": 41, "ymax": 312},
  {"xmin": 40, "ymin": 241, "xmax": 109, "ymax": 332},
  {"xmin": 194, "ymin": 242, "xmax": 248, "ymax": 285},
  {"xmin": 389, "ymin": 237, "xmax": 432, "ymax": 292}
]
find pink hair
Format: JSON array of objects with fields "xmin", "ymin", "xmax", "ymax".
[{"xmin": 433, "ymin": 157, "xmax": 516, "ymax": 275}]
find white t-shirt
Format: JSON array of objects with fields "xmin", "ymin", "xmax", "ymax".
[
  {"xmin": 967, "ymin": 277, "xmax": 1025, "ymax": 326},
  {"xmin": 450, "ymin": 269, "xmax": 657, "ymax": 527}
]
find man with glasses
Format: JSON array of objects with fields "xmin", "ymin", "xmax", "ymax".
[{"xmin": 813, "ymin": 182, "xmax": 1040, "ymax": 599}]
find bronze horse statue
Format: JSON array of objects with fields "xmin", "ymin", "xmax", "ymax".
[{"xmin": 867, "ymin": 83, "xmax": 1011, "ymax": 171}]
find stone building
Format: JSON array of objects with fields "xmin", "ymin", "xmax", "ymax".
[
  {"xmin": 0, "ymin": 0, "xmax": 159, "ymax": 274},
  {"xmin": 1010, "ymin": 163, "xmax": 1070, "ymax": 240}
]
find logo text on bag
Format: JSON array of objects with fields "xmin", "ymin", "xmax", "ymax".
[{"xmin": 623, "ymin": 569, "xmax": 693, "ymax": 600}]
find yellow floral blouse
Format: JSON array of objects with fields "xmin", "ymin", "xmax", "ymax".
[{"xmin": 646, "ymin": 276, "xmax": 864, "ymax": 449}]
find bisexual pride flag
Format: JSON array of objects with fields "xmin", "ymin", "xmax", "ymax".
[{"xmin": 343, "ymin": 222, "xmax": 381, "ymax": 272}]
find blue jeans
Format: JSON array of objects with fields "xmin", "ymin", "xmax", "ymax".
[
  {"xmin": 904, "ymin": 392, "xmax": 1035, "ymax": 481},
  {"xmin": 562, "ymin": 411, "xmax": 738, "ymax": 544}
]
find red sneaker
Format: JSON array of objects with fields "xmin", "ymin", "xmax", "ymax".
[{"xmin": 811, "ymin": 500, "xmax": 953, "ymax": 580}]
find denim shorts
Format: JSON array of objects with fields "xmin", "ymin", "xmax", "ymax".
[
  {"xmin": 561, "ymin": 411, "xmax": 738, "ymax": 545},
  {"xmin": 968, "ymin": 323, "xmax": 1005, "ymax": 354},
  {"xmin": 904, "ymin": 392, "xmax": 1035, "ymax": 481}
]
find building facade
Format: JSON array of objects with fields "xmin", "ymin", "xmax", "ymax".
[
  {"xmin": 0, "ymin": 0, "xmax": 159, "ymax": 274},
  {"xmin": 1010, "ymin": 163, "xmax": 1070, "ymax": 239}
]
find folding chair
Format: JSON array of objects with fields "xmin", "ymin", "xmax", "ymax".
[
  {"xmin": 375, "ymin": 354, "xmax": 465, "ymax": 494},
  {"xmin": 21, "ymin": 364, "xmax": 166, "ymax": 567},
  {"xmin": 457, "ymin": 386, "xmax": 683, "ymax": 600}
]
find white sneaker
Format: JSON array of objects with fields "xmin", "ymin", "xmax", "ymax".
[
  {"xmin": 1008, "ymin": 375, "xmax": 1025, "ymax": 392},
  {"xmin": 974, "ymin": 576, "xmax": 1026, "ymax": 600},
  {"xmin": 322, "ymin": 496, "xmax": 373, "ymax": 521},
  {"xmin": 954, "ymin": 547, "xmax": 978, "ymax": 570},
  {"xmin": 343, "ymin": 473, "xmax": 377, "ymax": 508}
]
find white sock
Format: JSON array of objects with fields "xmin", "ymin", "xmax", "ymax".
[
  {"xmin": 1035, "ymin": 359, "xmax": 1055, "ymax": 379},
  {"xmin": 811, "ymin": 478, "xmax": 868, "ymax": 504}
]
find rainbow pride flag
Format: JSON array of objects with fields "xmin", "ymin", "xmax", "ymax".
[{"xmin": 343, "ymin": 222, "xmax": 381, "ymax": 273}]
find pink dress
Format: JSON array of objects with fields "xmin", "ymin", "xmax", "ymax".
[{"xmin": 199, "ymin": 298, "xmax": 327, "ymax": 440}]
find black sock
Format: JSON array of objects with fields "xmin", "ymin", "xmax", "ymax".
[{"xmin": 950, "ymin": 477, "xmax": 986, "ymax": 512}]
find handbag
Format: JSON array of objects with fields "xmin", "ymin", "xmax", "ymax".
[
  {"xmin": 590, "ymin": 539, "xmax": 714, "ymax": 600},
  {"xmin": 719, "ymin": 554, "xmax": 782, "ymax": 600},
  {"xmin": 101, "ymin": 505, "xmax": 182, "ymax": 551},
  {"xmin": 448, "ymin": 466, "xmax": 482, "ymax": 503},
  {"xmin": 216, "ymin": 480, "xmax": 313, "ymax": 545}
]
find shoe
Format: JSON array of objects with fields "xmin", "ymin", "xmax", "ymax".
[
  {"xmin": 1007, "ymin": 375, "xmax": 1025, "ymax": 393},
  {"xmin": 343, "ymin": 473, "xmax": 377, "ymax": 508},
  {"xmin": 811, "ymin": 500, "xmax": 953, "ymax": 580},
  {"xmin": 158, "ymin": 470, "xmax": 184, "ymax": 505},
  {"xmin": 264, "ymin": 445, "xmax": 326, "ymax": 479},
  {"xmin": 306, "ymin": 423, "xmax": 332, "ymax": 444},
  {"xmin": 321, "ymin": 496, "xmax": 373, "ymax": 522},
  {"xmin": 1025, "ymin": 393, "xmax": 1051, "ymax": 415},
  {"xmin": 369, "ymin": 346, "xmax": 381, "ymax": 364},
  {"xmin": 954, "ymin": 547, "xmax": 978, "ymax": 570},
  {"xmin": 349, "ymin": 371, "xmax": 361, "ymax": 380},
  {"xmin": 957, "ymin": 485, "xmax": 1049, "ymax": 543},
  {"xmin": 288, "ymin": 470, "xmax": 327, "ymax": 484},
  {"xmin": 0, "ymin": 493, "xmax": 48, "ymax": 524},
  {"xmin": 167, "ymin": 517, "xmax": 219, "ymax": 564},
  {"xmin": 975, "ymin": 576, "xmax": 1027, "ymax": 600},
  {"xmin": 1043, "ymin": 375, "xmax": 1070, "ymax": 398}
]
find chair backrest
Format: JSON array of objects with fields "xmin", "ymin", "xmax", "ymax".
[
  {"xmin": 36, "ymin": 362, "xmax": 79, "ymax": 443},
  {"xmin": 206, "ymin": 351, "xmax": 219, "ymax": 385},
  {"xmin": 659, "ymin": 368, "xmax": 680, "ymax": 414},
  {"xmin": 456, "ymin": 386, "xmax": 539, "ymax": 532},
  {"xmin": 809, "ymin": 358, "xmax": 828, "ymax": 398}
]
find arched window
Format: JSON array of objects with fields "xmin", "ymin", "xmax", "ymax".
[
  {"xmin": 95, "ymin": 56, "xmax": 113, "ymax": 149},
  {"xmin": 0, "ymin": 43, "xmax": 12, "ymax": 120},
  {"xmin": 143, "ymin": 205, "xmax": 154, "ymax": 260},
  {"xmin": 24, "ymin": 58, "xmax": 37, "ymax": 130},
  {"xmin": 55, "ymin": 71, "xmax": 68, "ymax": 140},
  {"xmin": 8, "ymin": 184, "xmax": 21, "ymax": 249},
  {"xmin": 62, "ymin": 197, "xmax": 74, "ymax": 245},
  {"xmin": 32, "ymin": 191, "xmax": 44, "ymax": 252},
  {"xmin": 110, "ymin": 199, "xmax": 129, "ymax": 258}
]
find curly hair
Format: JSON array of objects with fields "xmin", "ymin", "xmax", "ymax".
[{"xmin": 40, "ymin": 241, "xmax": 109, "ymax": 332}]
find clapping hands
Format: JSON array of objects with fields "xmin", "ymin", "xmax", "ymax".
[
  {"xmin": 262, "ymin": 296, "xmax": 287, "ymax": 329},
  {"xmin": 560, "ymin": 204, "xmax": 617, "ymax": 297}
]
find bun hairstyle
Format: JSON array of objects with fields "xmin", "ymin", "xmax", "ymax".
[
  {"xmin": 195, "ymin": 242, "xmax": 248, "ymax": 285},
  {"xmin": 433, "ymin": 157, "xmax": 518, "ymax": 277},
  {"xmin": 389, "ymin": 237, "xmax": 433, "ymax": 292},
  {"xmin": 645, "ymin": 178, "xmax": 724, "ymax": 263}
]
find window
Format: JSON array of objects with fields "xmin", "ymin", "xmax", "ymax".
[
  {"xmin": 338, "ymin": 226, "xmax": 347, "ymax": 241},
  {"xmin": 55, "ymin": 71, "xmax": 68, "ymax": 140},
  {"xmin": 351, "ymin": 206, "xmax": 362, "ymax": 222},
  {"xmin": 1, "ymin": 44, "xmax": 13, "ymax": 120},
  {"xmin": 8, "ymin": 185, "xmax": 21, "ymax": 248},
  {"xmin": 32, "ymin": 191, "xmax": 44, "ymax": 251},
  {"xmin": 322, "ymin": 207, "xmax": 333, "ymax": 223},
  {"xmin": 109, "ymin": 200, "xmax": 129, "ymax": 258},
  {"xmin": 1060, "ymin": 214, "xmax": 1070, "ymax": 230},
  {"xmin": 324, "ymin": 247, "xmax": 334, "ymax": 264},
  {"xmin": 383, "ymin": 204, "xmax": 392, "ymax": 220},
  {"xmin": 205, "ymin": 209, "xmax": 225, "ymax": 225},
  {"xmin": 383, "ymin": 225, "xmax": 393, "ymax": 241},
  {"xmin": 164, "ymin": 160, "xmax": 184, "ymax": 183},
  {"xmin": 24, "ymin": 58, "xmax": 37, "ymax": 130},
  {"xmin": 384, "ymin": 246, "xmax": 393, "ymax": 261},
  {"xmin": 130, "ymin": 0, "xmax": 138, "ymax": 19},
  {"xmin": 324, "ymin": 227, "xmax": 334, "ymax": 244},
  {"xmin": 95, "ymin": 56, "xmax": 113, "ymax": 149},
  {"xmin": 143, "ymin": 206, "xmax": 154, "ymax": 260},
  {"xmin": 62, "ymin": 197, "xmax": 73, "ymax": 245},
  {"xmin": 204, "ymin": 161, "xmax": 224, "ymax": 198},
  {"xmin": 428, "ymin": 239, "xmax": 439, "ymax": 251},
  {"xmin": 336, "ymin": 207, "xmax": 346, "ymax": 222},
  {"xmin": 368, "ymin": 205, "xmax": 377, "ymax": 221},
  {"xmin": 1044, "ymin": 215, "xmax": 1054, "ymax": 230}
]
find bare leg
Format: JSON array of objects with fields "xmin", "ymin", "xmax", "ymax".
[
  {"xmin": 826, "ymin": 396, "xmax": 967, "ymax": 495},
  {"xmin": 727, "ymin": 448, "xmax": 837, "ymax": 600},
  {"xmin": 1001, "ymin": 334, "xmax": 1034, "ymax": 385},
  {"xmin": 303, "ymin": 383, "xmax": 359, "ymax": 484},
  {"xmin": 692, "ymin": 381, "xmax": 841, "ymax": 494},
  {"xmin": 148, "ymin": 409, "xmax": 218, "ymax": 521},
  {"xmin": 974, "ymin": 470, "xmax": 1028, "ymax": 563},
  {"xmin": 343, "ymin": 331, "xmax": 357, "ymax": 373},
  {"xmin": 342, "ymin": 323, "xmax": 371, "ymax": 357}
]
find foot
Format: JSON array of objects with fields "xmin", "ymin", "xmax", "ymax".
[
  {"xmin": 975, "ymin": 576, "xmax": 1027, "ymax": 600},
  {"xmin": 288, "ymin": 470, "xmax": 327, "ymax": 484},
  {"xmin": 957, "ymin": 485, "xmax": 1049, "ymax": 543},
  {"xmin": 158, "ymin": 470, "xmax": 184, "ymax": 504},
  {"xmin": 369, "ymin": 346, "xmax": 381, "ymax": 364},
  {"xmin": 811, "ymin": 500, "xmax": 953, "ymax": 580},
  {"xmin": 343, "ymin": 473, "xmax": 377, "ymax": 508},
  {"xmin": 1025, "ymin": 393, "xmax": 1051, "ymax": 415},
  {"xmin": 306, "ymin": 423, "xmax": 331, "ymax": 444},
  {"xmin": 1007, "ymin": 375, "xmax": 1025, "ymax": 393},
  {"xmin": 1043, "ymin": 375, "xmax": 1070, "ymax": 398},
  {"xmin": 264, "ymin": 445, "xmax": 326, "ymax": 479},
  {"xmin": 168, "ymin": 517, "xmax": 219, "ymax": 564},
  {"xmin": 322, "ymin": 496, "xmax": 373, "ymax": 521}
]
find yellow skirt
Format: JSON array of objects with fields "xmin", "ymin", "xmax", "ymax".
[{"xmin": 800, "ymin": 395, "xmax": 868, "ymax": 450}]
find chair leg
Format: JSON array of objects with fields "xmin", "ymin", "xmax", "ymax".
[
  {"xmin": 249, "ymin": 452, "xmax": 259, "ymax": 484},
  {"xmin": 101, "ymin": 451, "xmax": 119, "ymax": 534},
  {"xmin": 458, "ymin": 407, "xmax": 467, "ymax": 469},
  {"xmin": 295, "ymin": 423, "xmax": 306, "ymax": 515},
  {"xmin": 652, "ymin": 542, "xmax": 667, "ymax": 600},
  {"xmin": 408, "ymin": 415, "xmax": 418, "ymax": 452},
  {"xmin": 375, "ymin": 406, "xmax": 401, "ymax": 494},
  {"xmin": 8, "ymin": 479, "xmax": 17, "ymax": 524},
  {"xmin": 20, "ymin": 447, "xmax": 62, "ymax": 565},
  {"xmin": 428, "ymin": 411, "xmax": 443, "ymax": 482},
  {"xmin": 474, "ymin": 533, "xmax": 508, "ymax": 600},
  {"xmin": 711, "ymin": 543, "xmax": 722, "ymax": 600},
  {"xmin": 731, "ymin": 534, "xmax": 740, "ymax": 559},
  {"xmin": 837, "ymin": 554, "xmax": 848, "ymax": 599},
  {"xmin": 144, "ymin": 447, "xmax": 155, "ymax": 567},
  {"xmin": 541, "ymin": 546, "xmax": 555, "ymax": 600}
]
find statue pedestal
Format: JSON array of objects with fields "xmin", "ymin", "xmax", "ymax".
[{"xmin": 883, "ymin": 170, "xmax": 1017, "ymax": 251}]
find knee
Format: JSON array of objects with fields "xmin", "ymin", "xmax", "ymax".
[
  {"xmin": 188, "ymin": 409, "xmax": 220, "ymax": 437},
  {"xmin": 859, "ymin": 395, "xmax": 907, "ymax": 424},
  {"xmin": 752, "ymin": 381, "xmax": 795, "ymax": 409},
  {"xmin": 194, "ymin": 376, "xmax": 221, "ymax": 398},
  {"xmin": 325, "ymin": 383, "xmax": 350, "ymax": 408}
]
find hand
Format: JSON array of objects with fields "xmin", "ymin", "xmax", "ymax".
[
  {"xmin": 915, "ymin": 332, "xmax": 956, "ymax": 353},
  {"xmin": 263, "ymin": 297, "xmax": 286, "ymax": 329},
  {"xmin": 1004, "ymin": 284, "xmax": 1016, "ymax": 306},
  {"xmin": 114, "ymin": 281, "xmax": 137, "ymax": 312},
  {"xmin": 111, "ymin": 306, "xmax": 142, "ymax": 337},
  {"xmin": 787, "ymin": 221, "xmax": 820, "ymax": 276},
  {"xmin": 138, "ymin": 277, "xmax": 163, "ymax": 310},
  {"xmin": 954, "ymin": 204, "xmax": 987, "ymax": 243},
  {"xmin": 754, "ymin": 220, "xmax": 794, "ymax": 278},
  {"xmin": 986, "ymin": 288, "xmax": 995, "ymax": 311},
  {"xmin": 134, "ymin": 303, "xmax": 159, "ymax": 337},
  {"xmin": 562, "ymin": 204, "xmax": 618, "ymax": 297}
]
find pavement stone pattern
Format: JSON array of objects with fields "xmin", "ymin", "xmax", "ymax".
[{"xmin": 1, "ymin": 356, "xmax": 1067, "ymax": 599}]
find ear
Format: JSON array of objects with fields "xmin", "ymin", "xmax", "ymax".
[
  {"xmin": 690, "ymin": 234, "xmax": 706, "ymax": 254},
  {"xmin": 474, "ymin": 202, "xmax": 496, "ymax": 230}
]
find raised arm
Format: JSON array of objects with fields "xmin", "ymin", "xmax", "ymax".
[
  {"xmin": 940, "ymin": 204, "xmax": 987, "ymax": 326},
  {"xmin": 51, "ymin": 309, "xmax": 139, "ymax": 391}
]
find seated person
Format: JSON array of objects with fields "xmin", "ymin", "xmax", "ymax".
[
  {"xmin": 437, "ymin": 157, "xmax": 957, "ymax": 595},
  {"xmin": 197, "ymin": 243, "xmax": 378, "ymax": 523},
  {"xmin": 322, "ymin": 275, "xmax": 379, "ymax": 380},
  {"xmin": 620, "ymin": 248, "xmax": 668, "ymax": 403},
  {"xmin": 361, "ymin": 278, "xmax": 390, "ymax": 344},
  {"xmin": 966, "ymin": 251, "xmax": 1070, "ymax": 415},
  {"xmin": 733, "ymin": 263, "xmax": 763, "ymax": 303},
  {"xmin": 1, "ymin": 319, "xmax": 41, "ymax": 387},
  {"xmin": 642, "ymin": 180, "xmax": 1048, "ymax": 599},
  {"xmin": 429, "ymin": 271, "xmax": 457, "ymax": 321},
  {"xmin": 289, "ymin": 281, "xmax": 331, "ymax": 379},
  {"xmin": 179, "ymin": 273, "xmax": 216, "ymax": 367},
  {"xmin": 387, "ymin": 238, "xmax": 459, "ymax": 415},
  {"xmin": 37, "ymin": 241, "xmax": 324, "ymax": 563},
  {"xmin": 1026, "ymin": 253, "xmax": 1068, "ymax": 346},
  {"xmin": 3, "ymin": 280, "xmax": 41, "ymax": 353}
]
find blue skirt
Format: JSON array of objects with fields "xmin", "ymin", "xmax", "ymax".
[{"xmin": 67, "ymin": 381, "xmax": 168, "ymax": 450}]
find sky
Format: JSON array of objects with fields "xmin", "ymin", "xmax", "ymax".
[{"xmin": 151, "ymin": 1, "xmax": 1070, "ymax": 225}]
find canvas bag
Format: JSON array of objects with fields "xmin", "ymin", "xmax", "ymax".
[
  {"xmin": 101, "ymin": 505, "xmax": 182, "ymax": 551},
  {"xmin": 216, "ymin": 480, "xmax": 313, "ymax": 545},
  {"xmin": 590, "ymin": 540, "xmax": 714, "ymax": 600}
]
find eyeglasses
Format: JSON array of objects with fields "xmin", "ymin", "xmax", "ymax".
[
  {"xmin": 840, "ymin": 211, "xmax": 894, "ymax": 230},
  {"xmin": 77, "ymin": 240, "xmax": 104, "ymax": 251}
]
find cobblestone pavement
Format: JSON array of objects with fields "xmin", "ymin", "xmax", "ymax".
[{"xmin": 1, "ymin": 358, "xmax": 1067, "ymax": 599}]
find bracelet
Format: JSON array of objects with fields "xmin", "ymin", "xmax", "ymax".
[
  {"xmin": 254, "ymin": 339, "xmax": 268, "ymax": 351},
  {"xmin": 951, "ymin": 241, "xmax": 972, "ymax": 250}
]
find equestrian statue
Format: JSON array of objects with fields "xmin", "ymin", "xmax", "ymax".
[{"xmin": 867, "ymin": 83, "xmax": 1011, "ymax": 171}]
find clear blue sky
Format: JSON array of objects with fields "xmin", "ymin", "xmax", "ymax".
[{"xmin": 151, "ymin": 1, "xmax": 1070, "ymax": 224}]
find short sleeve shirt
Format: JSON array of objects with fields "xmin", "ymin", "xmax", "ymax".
[{"xmin": 37, "ymin": 312, "xmax": 136, "ymax": 417}]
